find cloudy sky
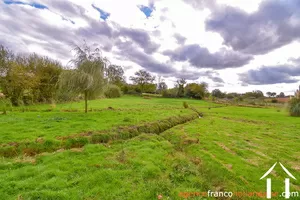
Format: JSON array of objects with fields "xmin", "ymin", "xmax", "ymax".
[{"xmin": 1, "ymin": 0, "xmax": 300, "ymax": 95}]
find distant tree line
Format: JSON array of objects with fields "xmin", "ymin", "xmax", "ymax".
[
  {"xmin": 0, "ymin": 44, "xmax": 210, "ymax": 110},
  {"xmin": 1, "ymin": 43, "xmax": 298, "ymax": 114}
]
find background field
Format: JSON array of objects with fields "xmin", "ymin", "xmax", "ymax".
[{"xmin": 0, "ymin": 96, "xmax": 299, "ymax": 200}]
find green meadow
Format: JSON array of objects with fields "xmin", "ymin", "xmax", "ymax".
[{"xmin": 0, "ymin": 96, "xmax": 299, "ymax": 200}]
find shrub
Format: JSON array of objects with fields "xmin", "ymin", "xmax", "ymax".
[
  {"xmin": 104, "ymin": 84, "xmax": 122, "ymax": 98},
  {"xmin": 64, "ymin": 137, "xmax": 89, "ymax": 149},
  {"xmin": 289, "ymin": 98, "xmax": 300, "ymax": 116},
  {"xmin": 183, "ymin": 101, "xmax": 189, "ymax": 109},
  {"xmin": 142, "ymin": 93, "xmax": 162, "ymax": 98},
  {"xmin": 90, "ymin": 134, "xmax": 110, "ymax": 143},
  {"xmin": 0, "ymin": 98, "xmax": 12, "ymax": 114},
  {"xmin": 271, "ymin": 99, "xmax": 278, "ymax": 103},
  {"xmin": 123, "ymin": 117, "xmax": 132, "ymax": 122}
]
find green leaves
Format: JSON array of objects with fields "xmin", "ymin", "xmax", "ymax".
[{"xmin": 58, "ymin": 43, "xmax": 108, "ymax": 112}]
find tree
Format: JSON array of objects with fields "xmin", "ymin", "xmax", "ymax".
[
  {"xmin": 226, "ymin": 92, "xmax": 239, "ymax": 99},
  {"xmin": 58, "ymin": 43, "xmax": 107, "ymax": 113},
  {"xmin": 212, "ymin": 89, "xmax": 225, "ymax": 98},
  {"xmin": 244, "ymin": 90, "xmax": 264, "ymax": 98},
  {"xmin": 176, "ymin": 78, "xmax": 186, "ymax": 97},
  {"xmin": 271, "ymin": 92, "xmax": 276, "ymax": 97},
  {"xmin": 157, "ymin": 76, "xmax": 168, "ymax": 94},
  {"xmin": 289, "ymin": 85, "xmax": 300, "ymax": 116},
  {"xmin": 266, "ymin": 92, "xmax": 272, "ymax": 97},
  {"xmin": 278, "ymin": 92, "xmax": 285, "ymax": 98},
  {"xmin": 105, "ymin": 65, "xmax": 126, "ymax": 87},
  {"xmin": 0, "ymin": 45, "xmax": 14, "ymax": 78},
  {"xmin": 2, "ymin": 60, "xmax": 39, "ymax": 106},
  {"xmin": 27, "ymin": 54, "xmax": 62, "ymax": 103},
  {"xmin": 185, "ymin": 82, "xmax": 208, "ymax": 99},
  {"xmin": 157, "ymin": 82, "xmax": 168, "ymax": 93},
  {"xmin": 129, "ymin": 70, "xmax": 155, "ymax": 93},
  {"xmin": 0, "ymin": 46, "xmax": 63, "ymax": 105}
]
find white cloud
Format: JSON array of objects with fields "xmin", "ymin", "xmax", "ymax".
[{"xmin": 0, "ymin": 0, "xmax": 299, "ymax": 94}]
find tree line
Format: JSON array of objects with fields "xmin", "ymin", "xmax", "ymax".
[
  {"xmin": 0, "ymin": 44, "xmax": 209, "ymax": 111},
  {"xmin": 1, "ymin": 43, "xmax": 298, "ymax": 114}
]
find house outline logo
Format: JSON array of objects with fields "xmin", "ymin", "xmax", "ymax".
[{"xmin": 260, "ymin": 162, "xmax": 296, "ymax": 199}]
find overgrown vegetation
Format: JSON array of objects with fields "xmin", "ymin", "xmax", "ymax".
[
  {"xmin": 104, "ymin": 84, "xmax": 122, "ymax": 98},
  {"xmin": 289, "ymin": 86, "xmax": 300, "ymax": 116},
  {"xmin": 0, "ymin": 97, "xmax": 299, "ymax": 199}
]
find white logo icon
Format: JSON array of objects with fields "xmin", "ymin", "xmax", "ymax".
[{"xmin": 260, "ymin": 162, "xmax": 296, "ymax": 199}]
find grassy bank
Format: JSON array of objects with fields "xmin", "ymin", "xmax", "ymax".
[{"xmin": 0, "ymin": 96, "xmax": 299, "ymax": 199}]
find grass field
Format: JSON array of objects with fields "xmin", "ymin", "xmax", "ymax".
[{"xmin": 0, "ymin": 96, "xmax": 299, "ymax": 200}]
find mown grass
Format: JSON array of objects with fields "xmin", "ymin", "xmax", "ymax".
[{"xmin": 0, "ymin": 96, "xmax": 299, "ymax": 199}]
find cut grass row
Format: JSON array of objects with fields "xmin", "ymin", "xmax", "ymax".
[
  {"xmin": 0, "ymin": 113, "xmax": 199, "ymax": 157},
  {"xmin": 0, "ymin": 96, "xmax": 213, "ymax": 143},
  {"xmin": 1, "ymin": 96, "xmax": 299, "ymax": 199}
]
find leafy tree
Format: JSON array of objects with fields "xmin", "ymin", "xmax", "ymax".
[
  {"xmin": 271, "ymin": 92, "xmax": 276, "ymax": 97},
  {"xmin": 130, "ymin": 70, "xmax": 155, "ymax": 93},
  {"xmin": 105, "ymin": 65, "xmax": 126, "ymax": 87},
  {"xmin": 0, "ymin": 45, "xmax": 14, "ymax": 77},
  {"xmin": 143, "ymin": 83, "xmax": 157, "ymax": 93},
  {"xmin": 1, "ymin": 46, "xmax": 63, "ymax": 106},
  {"xmin": 27, "ymin": 54, "xmax": 62, "ymax": 103},
  {"xmin": 185, "ymin": 82, "xmax": 208, "ymax": 99},
  {"xmin": 58, "ymin": 43, "xmax": 107, "ymax": 113},
  {"xmin": 157, "ymin": 82, "xmax": 168, "ymax": 93},
  {"xmin": 104, "ymin": 84, "xmax": 122, "ymax": 98},
  {"xmin": 2, "ymin": 56, "xmax": 39, "ymax": 106},
  {"xmin": 266, "ymin": 92, "xmax": 272, "ymax": 97},
  {"xmin": 162, "ymin": 88, "xmax": 178, "ymax": 98},
  {"xmin": 212, "ymin": 89, "xmax": 225, "ymax": 98},
  {"xmin": 157, "ymin": 76, "xmax": 168, "ymax": 94},
  {"xmin": 226, "ymin": 92, "xmax": 240, "ymax": 99},
  {"xmin": 278, "ymin": 92, "xmax": 285, "ymax": 98},
  {"xmin": 289, "ymin": 86, "xmax": 300, "ymax": 116},
  {"xmin": 176, "ymin": 78, "xmax": 186, "ymax": 97},
  {"xmin": 244, "ymin": 90, "xmax": 264, "ymax": 98}
]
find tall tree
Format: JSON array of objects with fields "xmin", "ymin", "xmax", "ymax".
[
  {"xmin": 212, "ymin": 89, "xmax": 224, "ymax": 98},
  {"xmin": 278, "ymin": 92, "xmax": 285, "ymax": 98},
  {"xmin": 157, "ymin": 76, "xmax": 168, "ymax": 94},
  {"xmin": 185, "ymin": 82, "xmax": 207, "ymax": 99},
  {"xmin": 130, "ymin": 70, "xmax": 155, "ymax": 93},
  {"xmin": 176, "ymin": 78, "xmax": 186, "ymax": 97},
  {"xmin": 271, "ymin": 92, "xmax": 276, "ymax": 97},
  {"xmin": 266, "ymin": 92, "xmax": 272, "ymax": 97},
  {"xmin": 58, "ymin": 43, "xmax": 107, "ymax": 113},
  {"xmin": 105, "ymin": 65, "xmax": 126, "ymax": 87}
]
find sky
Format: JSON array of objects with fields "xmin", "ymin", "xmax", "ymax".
[{"xmin": 1, "ymin": 0, "xmax": 300, "ymax": 95}]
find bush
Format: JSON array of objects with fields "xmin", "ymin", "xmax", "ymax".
[
  {"xmin": 0, "ymin": 98, "xmax": 12, "ymax": 114},
  {"xmin": 64, "ymin": 137, "xmax": 89, "ymax": 149},
  {"xmin": 289, "ymin": 98, "xmax": 300, "ymax": 116},
  {"xmin": 104, "ymin": 84, "xmax": 122, "ymax": 98},
  {"xmin": 271, "ymin": 99, "xmax": 278, "ymax": 103},
  {"xmin": 142, "ymin": 93, "xmax": 162, "ymax": 98},
  {"xmin": 183, "ymin": 101, "xmax": 189, "ymax": 109}
]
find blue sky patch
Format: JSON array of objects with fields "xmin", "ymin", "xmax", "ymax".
[
  {"xmin": 92, "ymin": 4, "xmax": 110, "ymax": 20},
  {"xmin": 138, "ymin": 3, "xmax": 155, "ymax": 18},
  {"xmin": 4, "ymin": 0, "xmax": 48, "ymax": 9}
]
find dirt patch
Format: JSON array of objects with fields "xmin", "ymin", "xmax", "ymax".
[
  {"xmin": 225, "ymin": 164, "xmax": 233, "ymax": 170},
  {"xmin": 215, "ymin": 142, "xmax": 236, "ymax": 155},
  {"xmin": 288, "ymin": 162, "xmax": 300, "ymax": 170},
  {"xmin": 70, "ymin": 148, "xmax": 84, "ymax": 152},
  {"xmin": 248, "ymin": 149, "xmax": 269, "ymax": 158},
  {"xmin": 14, "ymin": 156, "xmax": 36, "ymax": 164},
  {"xmin": 245, "ymin": 159, "xmax": 259, "ymax": 166}
]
